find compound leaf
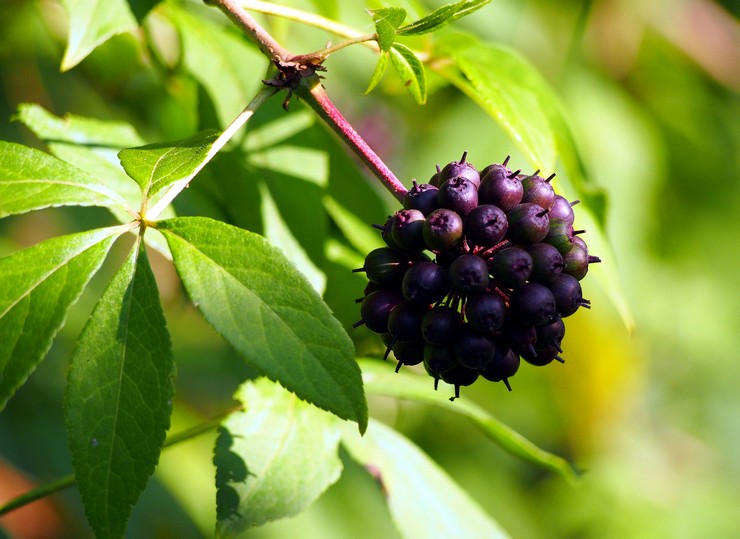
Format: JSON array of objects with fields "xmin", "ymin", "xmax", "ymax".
[
  {"xmin": 365, "ymin": 52, "xmax": 390, "ymax": 95},
  {"xmin": 342, "ymin": 418, "xmax": 510, "ymax": 539},
  {"xmin": 118, "ymin": 129, "xmax": 219, "ymax": 200},
  {"xmin": 0, "ymin": 142, "xmax": 133, "ymax": 218},
  {"xmin": 157, "ymin": 216, "xmax": 367, "ymax": 432},
  {"xmin": 214, "ymin": 378, "xmax": 342, "ymax": 537},
  {"xmin": 0, "ymin": 226, "xmax": 126, "ymax": 411},
  {"xmin": 359, "ymin": 359, "xmax": 579, "ymax": 482},
  {"xmin": 64, "ymin": 239, "xmax": 175, "ymax": 539},
  {"xmin": 389, "ymin": 43, "xmax": 427, "ymax": 104},
  {"xmin": 369, "ymin": 7, "xmax": 407, "ymax": 52},
  {"xmin": 398, "ymin": 0, "xmax": 491, "ymax": 36}
]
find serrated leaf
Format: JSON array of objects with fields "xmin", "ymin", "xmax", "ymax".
[
  {"xmin": 0, "ymin": 142, "xmax": 133, "ymax": 218},
  {"xmin": 117, "ymin": 130, "xmax": 219, "ymax": 200},
  {"xmin": 365, "ymin": 52, "xmax": 390, "ymax": 95},
  {"xmin": 0, "ymin": 226, "xmax": 126, "ymax": 411},
  {"xmin": 64, "ymin": 239, "xmax": 175, "ymax": 539},
  {"xmin": 437, "ymin": 35, "xmax": 556, "ymax": 172},
  {"xmin": 214, "ymin": 378, "xmax": 342, "ymax": 536},
  {"xmin": 342, "ymin": 418, "xmax": 510, "ymax": 539},
  {"xmin": 389, "ymin": 43, "xmax": 427, "ymax": 104},
  {"xmin": 13, "ymin": 103, "xmax": 144, "ymax": 211},
  {"xmin": 359, "ymin": 360, "xmax": 580, "ymax": 482},
  {"xmin": 157, "ymin": 216, "xmax": 367, "ymax": 431},
  {"xmin": 60, "ymin": 0, "xmax": 138, "ymax": 71},
  {"xmin": 369, "ymin": 7, "xmax": 407, "ymax": 52},
  {"xmin": 398, "ymin": 0, "xmax": 491, "ymax": 36}
]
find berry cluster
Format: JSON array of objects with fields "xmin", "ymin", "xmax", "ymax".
[{"xmin": 353, "ymin": 152, "xmax": 600, "ymax": 400}]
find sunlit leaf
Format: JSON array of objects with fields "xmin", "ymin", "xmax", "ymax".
[
  {"xmin": 366, "ymin": 52, "xmax": 390, "ymax": 95},
  {"xmin": 389, "ymin": 43, "xmax": 427, "ymax": 104},
  {"xmin": 65, "ymin": 239, "xmax": 175, "ymax": 539},
  {"xmin": 0, "ymin": 142, "xmax": 133, "ymax": 218},
  {"xmin": 0, "ymin": 226, "xmax": 126, "ymax": 410},
  {"xmin": 214, "ymin": 378, "xmax": 342, "ymax": 536},
  {"xmin": 342, "ymin": 418, "xmax": 510, "ymax": 539},
  {"xmin": 369, "ymin": 7, "xmax": 407, "ymax": 52},
  {"xmin": 399, "ymin": 0, "xmax": 491, "ymax": 36},
  {"xmin": 158, "ymin": 216, "xmax": 367, "ymax": 431},
  {"xmin": 359, "ymin": 359, "xmax": 580, "ymax": 482}
]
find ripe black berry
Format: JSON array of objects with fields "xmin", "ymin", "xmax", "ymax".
[
  {"xmin": 437, "ymin": 176, "xmax": 479, "ymax": 218},
  {"xmin": 423, "ymin": 208, "xmax": 464, "ymax": 251},
  {"xmin": 465, "ymin": 292, "xmax": 506, "ymax": 334},
  {"xmin": 391, "ymin": 209, "xmax": 426, "ymax": 252},
  {"xmin": 449, "ymin": 254, "xmax": 490, "ymax": 294},
  {"xmin": 509, "ymin": 282, "xmax": 558, "ymax": 326},
  {"xmin": 421, "ymin": 306, "xmax": 461, "ymax": 346},
  {"xmin": 402, "ymin": 262, "xmax": 451, "ymax": 306},
  {"xmin": 548, "ymin": 273, "xmax": 589, "ymax": 316},
  {"xmin": 506, "ymin": 203, "xmax": 550, "ymax": 244},
  {"xmin": 453, "ymin": 325, "xmax": 495, "ymax": 370},
  {"xmin": 490, "ymin": 247, "xmax": 533, "ymax": 288},
  {"xmin": 478, "ymin": 163, "xmax": 523, "ymax": 211},
  {"xmin": 480, "ymin": 346, "xmax": 520, "ymax": 391},
  {"xmin": 403, "ymin": 180, "xmax": 439, "ymax": 216},
  {"xmin": 423, "ymin": 344, "xmax": 457, "ymax": 389},
  {"xmin": 521, "ymin": 172, "xmax": 555, "ymax": 209},
  {"xmin": 357, "ymin": 288, "xmax": 404, "ymax": 333},
  {"xmin": 354, "ymin": 247, "xmax": 410, "ymax": 285},
  {"xmin": 391, "ymin": 340, "xmax": 425, "ymax": 371},
  {"xmin": 464, "ymin": 204, "xmax": 508, "ymax": 248},
  {"xmin": 438, "ymin": 151, "xmax": 480, "ymax": 188},
  {"xmin": 527, "ymin": 242, "xmax": 564, "ymax": 284},
  {"xmin": 440, "ymin": 362, "xmax": 479, "ymax": 401},
  {"xmin": 387, "ymin": 301, "xmax": 425, "ymax": 343}
]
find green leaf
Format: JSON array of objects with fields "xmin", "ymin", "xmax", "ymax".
[
  {"xmin": 369, "ymin": 8, "xmax": 407, "ymax": 52},
  {"xmin": 389, "ymin": 43, "xmax": 427, "ymax": 104},
  {"xmin": 0, "ymin": 226, "xmax": 126, "ymax": 411},
  {"xmin": 64, "ymin": 239, "xmax": 175, "ymax": 539},
  {"xmin": 437, "ymin": 35, "xmax": 556, "ymax": 172},
  {"xmin": 0, "ymin": 141, "xmax": 133, "ymax": 218},
  {"xmin": 323, "ymin": 196, "xmax": 385, "ymax": 254},
  {"xmin": 157, "ymin": 216, "xmax": 367, "ymax": 432},
  {"xmin": 365, "ymin": 52, "xmax": 390, "ymax": 95},
  {"xmin": 214, "ymin": 378, "xmax": 342, "ymax": 536},
  {"xmin": 60, "ymin": 0, "xmax": 138, "ymax": 71},
  {"xmin": 342, "ymin": 418, "xmax": 510, "ymax": 539},
  {"xmin": 398, "ymin": 0, "xmax": 491, "ymax": 36},
  {"xmin": 13, "ymin": 103, "xmax": 144, "ymax": 211},
  {"xmin": 359, "ymin": 359, "xmax": 580, "ymax": 482},
  {"xmin": 117, "ymin": 129, "xmax": 219, "ymax": 200}
]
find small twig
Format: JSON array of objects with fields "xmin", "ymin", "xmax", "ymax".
[{"xmin": 208, "ymin": 0, "xmax": 290, "ymax": 61}]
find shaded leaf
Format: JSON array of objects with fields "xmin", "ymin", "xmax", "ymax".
[
  {"xmin": 359, "ymin": 359, "xmax": 580, "ymax": 482},
  {"xmin": 214, "ymin": 378, "xmax": 342, "ymax": 536},
  {"xmin": 60, "ymin": 0, "xmax": 138, "ymax": 71},
  {"xmin": 369, "ymin": 7, "xmax": 407, "ymax": 52},
  {"xmin": 365, "ymin": 52, "xmax": 390, "ymax": 95},
  {"xmin": 399, "ymin": 0, "xmax": 491, "ymax": 36},
  {"xmin": 389, "ymin": 43, "xmax": 427, "ymax": 104},
  {"xmin": 323, "ymin": 196, "xmax": 385, "ymax": 254},
  {"xmin": 0, "ymin": 226, "xmax": 127, "ymax": 411},
  {"xmin": 342, "ymin": 418, "xmax": 510, "ymax": 539},
  {"xmin": 64, "ymin": 239, "xmax": 175, "ymax": 539},
  {"xmin": 157, "ymin": 216, "xmax": 367, "ymax": 431},
  {"xmin": 117, "ymin": 129, "xmax": 219, "ymax": 200},
  {"xmin": 0, "ymin": 142, "xmax": 133, "ymax": 218}
]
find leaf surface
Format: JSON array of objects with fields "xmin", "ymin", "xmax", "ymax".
[
  {"xmin": 369, "ymin": 7, "xmax": 407, "ymax": 52},
  {"xmin": 64, "ymin": 240, "xmax": 175, "ymax": 539},
  {"xmin": 399, "ymin": 0, "xmax": 491, "ymax": 36},
  {"xmin": 342, "ymin": 418, "xmax": 510, "ymax": 539},
  {"xmin": 389, "ymin": 43, "xmax": 427, "ymax": 104},
  {"xmin": 214, "ymin": 378, "xmax": 342, "ymax": 537},
  {"xmin": 360, "ymin": 360, "xmax": 579, "ymax": 482},
  {"xmin": 157, "ymin": 216, "xmax": 367, "ymax": 431},
  {"xmin": 0, "ymin": 226, "xmax": 126, "ymax": 410},
  {"xmin": 0, "ymin": 142, "xmax": 132, "ymax": 218}
]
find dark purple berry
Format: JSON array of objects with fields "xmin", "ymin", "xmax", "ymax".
[
  {"xmin": 509, "ymin": 282, "xmax": 558, "ymax": 326},
  {"xmin": 391, "ymin": 209, "xmax": 426, "ymax": 252},
  {"xmin": 423, "ymin": 208, "xmax": 464, "ymax": 251},
  {"xmin": 403, "ymin": 181, "xmax": 439, "ymax": 216},
  {"xmin": 440, "ymin": 363, "xmax": 479, "ymax": 401},
  {"xmin": 465, "ymin": 292, "xmax": 506, "ymax": 334},
  {"xmin": 480, "ymin": 346, "xmax": 520, "ymax": 390},
  {"xmin": 521, "ymin": 344, "xmax": 564, "ymax": 366},
  {"xmin": 391, "ymin": 340, "xmax": 425, "ymax": 371},
  {"xmin": 402, "ymin": 262, "xmax": 451, "ymax": 306},
  {"xmin": 449, "ymin": 254, "xmax": 490, "ymax": 294},
  {"xmin": 464, "ymin": 204, "xmax": 508, "ymax": 248},
  {"xmin": 354, "ymin": 247, "xmax": 410, "ymax": 286},
  {"xmin": 438, "ymin": 151, "xmax": 480, "ymax": 188},
  {"xmin": 421, "ymin": 306, "xmax": 461, "ymax": 345},
  {"xmin": 543, "ymin": 219, "xmax": 576, "ymax": 254},
  {"xmin": 562, "ymin": 244, "xmax": 590, "ymax": 280},
  {"xmin": 437, "ymin": 177, "xmax": 478, "ymax": 218},
  {"xmin": 535, "ymin": 317, "xmax": 565, "ymax": 352},
  {"xmin": 423, "ymin": 344, "xmax": 457, "ymax": 389},
  {"xmin": 478, "ymin": 165, "xmax": 523, "ymax": 212},
  {"xmin": 548, "ymin": 196, "xmax": 577, "ymax": 224},
  {"xmin": 490, "ymin": 247, "xmax": 533, "ymax": 288},
  {"xmin": 502, "ymin": 319, "xmax": 538, "ymax": 358},
  {"xmin": 521, "ymin": 172, "xmax": 555, "ymax": 209},
  {"xmin": 527, "ymin": 242, "xmax": 564, "ymax": 284},
  {"xmin": 506, "ymin": 203, "xmax": 550, "ymax": 244},
  {"xmin": 357, "ymin": 288, "xmax": 404, "ymax": 333},
  {"xmin": 387, "ymin": 301, "xmax": 425, "ymax": 343},
  {"xmin": 453, "ymin": 325, "xmax": 495, "ymax": 370},
  {"xmin": 428, "ymin": 164, "xmax": 443, "ymax": 187},
  {"xmin": 549, "ymin": 273, "xmax": 589, "ymax": 316}
]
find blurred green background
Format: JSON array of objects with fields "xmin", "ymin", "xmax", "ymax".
[{"xmin": 1, "ymin": 0, "xmax": 739, "ymax": 537}]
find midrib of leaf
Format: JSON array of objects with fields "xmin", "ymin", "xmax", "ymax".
[
  {"xmin": 240, "ymin": 394, "xmax": 298, "ymax": 505},
  {"xmin": 164, "ymin": 233, "xmax": 344, "ymax": 389},
  {"xmin": 0, "ymin": 225, "xmax": 132, "ymax": 319}
]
